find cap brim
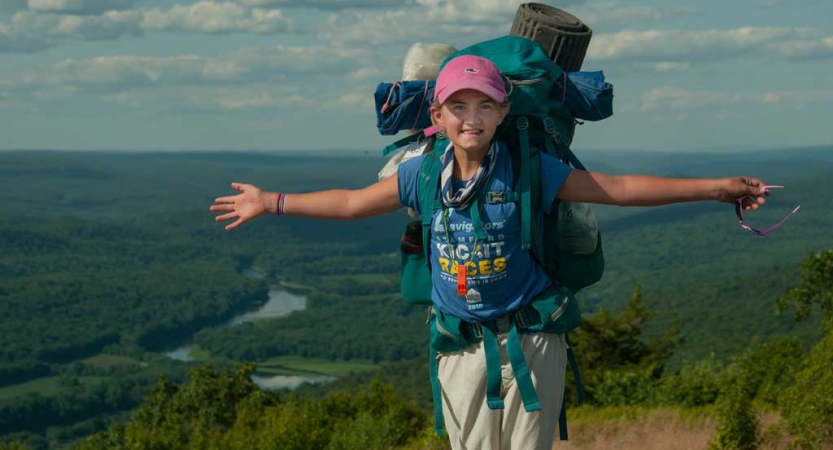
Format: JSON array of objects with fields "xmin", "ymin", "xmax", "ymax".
[{"xmin": 436, "ymin": 80, "xmax": 506, "ymax": 104}]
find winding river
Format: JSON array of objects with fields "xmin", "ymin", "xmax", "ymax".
[{"xmin": 163, "ymin": 270, "xmax": 334, "ymax": 390}]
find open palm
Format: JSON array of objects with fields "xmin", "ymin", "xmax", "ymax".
[{"xmin": 210, "ymin": 182, "xmax": 269, "ymax": 230}]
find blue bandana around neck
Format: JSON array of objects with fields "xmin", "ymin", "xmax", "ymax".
[{"xmin": 440, "ymin": 140, "xmax": 499, "ymax": 210}]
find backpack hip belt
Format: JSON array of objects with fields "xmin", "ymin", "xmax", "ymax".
[{"xmin": 428, "ymin": 285, "xmax": 585, "ymax": 440}]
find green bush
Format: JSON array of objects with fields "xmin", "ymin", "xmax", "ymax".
[
  {"xmin": 74, "ymin": 365, "xmax": 428, "ymax": 450},
  {"xmin": 778, "ymin": 324, "xmax": 833, "ymax": 449},
  {"xmin": 0, "ymin": 443, "xmax": 29, "ymax": 450},
  {"xmin": 708, "ymin": 381, "xmax": 758, "ymax": 450},
  {"xmin": 731, "ymin": 337, "xmax": 805, "ymax": 408},
  {"xmin": 657, "ymin": 355, "xmax": 723, "ymax": 407},
  {"xmin": 592, "ymin": 366, "xmax": 659, "ymax": 407}
]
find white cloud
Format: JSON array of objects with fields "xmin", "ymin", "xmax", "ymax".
[
  {"xmin": 641, "ymin": 86, "xmax": 742, "ymax": 111},
  {"xmin": 14, "ymin": 55, "xmax": 247, "ymax": 89},
  {"xmin": 99, "ymin": 84, "xmax": 313, "ymax": 111},
  {"xmin": 13, "ymin": 44, "xmax": 376, "ymax": 89},
  {"xmin": 571, "ymin": 3, "xmax": 697, "ymax": 29},
  {"xmin": 587, "ymin": 27, "xmax": 832, "ymax": 63},
  {"xmin": 239, "ymin": 0, "xmax": 400, "ymax": 9},
  {"xmin": 0, "ymin": 0, "xmax": 28, "ymax": 12},
  {"xmin": 323, "ymin": 91, "xmax": 375, "ymax": 111},
  {"xmin": 320, "ymin": 0, "xmax": 585, "ymax": 46},
  {"xmin": 11, "ymin": 10, "xmax": 144, "ymax": 40},
  {"xmin": 640, "ymin": 86, "xmax": 833, "ymax": 111},
  {"xmin": 769, "ymin": 36, "xmax": 833, "ymax": 59},
  {"xmin": 651, "ymin": 61, "xmax": 691, "ymax": 72},
  {"xmin": 0, "ymin": 1, "xmax": 296, "ymax": 52},
  {"xmin": 141, "ymin": 2, "xmax": 294, "ymax": 34},
  {"xmin": 27, "ymin": 0, "xmax": 140, "ymax": 15},
  {"xmin": 183, "ymin": 85, "xmax": 312, "ymax": 110},
  {"xmin": 346, "ymin": 67, "xmax": 382, "ymax": 81},
  {"xmin": 0, "ymin": 23, "xmax": 50, "ymax": 52}
]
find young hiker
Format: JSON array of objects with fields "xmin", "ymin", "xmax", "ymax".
[{"xmin": 210, "ymin": 55, "xmax": 770, "ymax": 450}]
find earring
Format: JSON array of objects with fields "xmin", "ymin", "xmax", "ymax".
[{"xmin": 437, "ymin": 129, "xmax": 447, "ymax": 140}]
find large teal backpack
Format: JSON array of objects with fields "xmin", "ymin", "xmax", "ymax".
[{"xmin": 393, "ymin": 35, "xmax": 606, "ymax": 439}]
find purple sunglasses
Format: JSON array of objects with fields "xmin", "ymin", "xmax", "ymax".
[{"xmin": 736, "ymin": 185, "xmax": 801, "ymax": 236}]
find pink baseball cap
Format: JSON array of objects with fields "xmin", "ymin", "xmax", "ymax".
[{"xmin": 434, "ymin": 55, "xmax": 506, "ymax": 104}]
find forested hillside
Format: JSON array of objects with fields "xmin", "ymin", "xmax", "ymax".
[{"xmin": 0, "ymin": 146, "xmax": 830, "ymax": 448}]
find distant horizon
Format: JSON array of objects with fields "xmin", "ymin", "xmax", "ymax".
[{"xmin": 2, "ymin": 142, "xmax": 830, "ymax": 156}]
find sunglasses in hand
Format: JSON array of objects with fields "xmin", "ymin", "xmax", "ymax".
[{"xmin": 736, "ymin": 185, "xmax": 801, "ymax": 236}]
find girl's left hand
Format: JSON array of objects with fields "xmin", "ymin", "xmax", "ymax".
[{"xmin": 717, "ymin": 177, "xmax": 769, "ymax": 210}]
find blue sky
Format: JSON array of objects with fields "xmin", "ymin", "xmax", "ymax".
[{"xmin": 0, "ymin": 0, "xmax": 831, "ymax": 152}]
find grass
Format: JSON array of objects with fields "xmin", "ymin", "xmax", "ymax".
[
  {"xmin": 0, "ymin": 375, "xmax": 107, "ymax": 400},
  {"xmin": 256, "ymin": 356, "xmax": 380, "ymax": 376},
  {"xmin": 319, "ymin": 273, "xmax": 394, "ymax": 284},
  {"xmin": 82, "ymin": 354, "xmax": 147, "ymax": 369},
  {"xmin": 551, "ymin": 407, "xmax": 807, "ymax": 450},
  {"xmin": 0, "ymin": 376, "xmax": 62, "ymax": 400},
  {"xmin": 278, "ymin": 280, "xmax": 316, "ymax": 293}
]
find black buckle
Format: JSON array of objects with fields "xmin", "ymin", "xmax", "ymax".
[
  {"xmin": 471, "ymin": 322, "xmax": 483, "ymax": 339},
  {"xmin": 514, "ymin": 309, "xmax": 531, "ymax": 329},
  {"xmin": 543, "ymin": 117, "xmax": 555, "ymax": 134},
  {"xmin": 486, "ymin": 191, "xmax": 505, "ymax": 203},
  {"xmin": 516, "ymin": 116, "xmax": 529, "ymax": 131}
]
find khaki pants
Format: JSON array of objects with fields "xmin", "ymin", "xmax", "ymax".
[{"xmin": 438, "ymin": 332, "xmax": 567, "ymax": 450}]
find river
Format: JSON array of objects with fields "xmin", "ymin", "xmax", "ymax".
[{"xmin": 163, "ymin": 270, "xmax": 334, "ymax": 390}]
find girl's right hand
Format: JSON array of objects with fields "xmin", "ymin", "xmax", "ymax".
[{"xmin": 210, "ymin": 182, "xmax": 275, "ymax": 231}]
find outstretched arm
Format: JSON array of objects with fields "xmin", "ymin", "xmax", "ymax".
[
  {"xmin": 558, "ymin": 170, "xmax": 769, "ymax": 209},
  {"xmin": 211, "ymin": 174, "xmax": 401, "ymax": 230}
]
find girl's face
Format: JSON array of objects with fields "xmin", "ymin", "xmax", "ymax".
[{"xmin": 432, "ymin": 89, "xmax": 506, "ymax": 154}]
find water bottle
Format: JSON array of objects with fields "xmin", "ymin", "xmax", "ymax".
[{"xmin": 400, "ymin": 220, "xmax": 424, "ymax": 255}]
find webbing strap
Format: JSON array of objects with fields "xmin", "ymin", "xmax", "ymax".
[
  {"xmin": 485, "ymin": 191, "xmax": 520, "ymax": 204},
  {"xmin": 506, "ymin": 321, "xmax": 541, "ymax": 412},
  {"xmin": 429, "ymin": 346, "xmax": 445, "ymax": 436},
  {"xmin": 543, "ymin": 133, "xmax": 559, "ymax": 158},
  {"xmin": 558, "ymin": 399, "xmax": 569, "ymax": 440},
  {"xmin": 564, "ymin": 147, "xmax": 587, "ymax": 171},
  {"xmin": 382, "ymin": 131, "xmax": 423, "ymax": 157},
  {"xmin": 517, "ymin": 117, "xmax": 532, "ymax": 250},
  {"xmin": 567, "ymin": 335, "xmax": 585, "ymax": 404},
  {"xmin": 481, "ymin": 326, "xmax": 505, "ymax": 410},
  {"xmin": 469, "ymin": 198, "xmax": 488, "ymax": 240}
]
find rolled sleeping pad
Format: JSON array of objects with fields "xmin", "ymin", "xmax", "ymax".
[{"xmin": 509, "ymin": 3, "xmax": 592, "ymax": 72}]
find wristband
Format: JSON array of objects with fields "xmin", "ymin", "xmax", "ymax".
[{"xmin": 277, "ymin": 193, "xmax": 287, "ymax": 216}]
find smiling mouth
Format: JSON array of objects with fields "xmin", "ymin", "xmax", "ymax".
[{"xmin": 462, "ymin": 129, "xmax": 482, "ymax": 136}]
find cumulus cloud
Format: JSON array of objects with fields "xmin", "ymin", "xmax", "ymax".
[
  {"xmin": 320, "ymin": 0, "xmax": 585, "ymax": 45},
  {"xmin": 14, "ymin": 45, "xmax": 376, "ymax": 89},
  {"xmin": 769, "ymin": 35, "xmax": 833, "ymax": 59},
  {"xmin": 141, "ymin": 2, "xmax": 294, "ymax": 34},
  {"xmin": 181, "ymin": 85, "xmax": 313, "ymax": 110},
  {"xmin": 0, "ymin": 23, "xmax": 51, "ymax": 52},
  {"xmin": 651, "ymin": 61, "xmax": 691, "ymax": 72},
  {"xmin": 587, "ymin": 27, "xmax": 833, "ymax": 63},
  {"xmin": 0, "ymin": 1, "xmax": 296, "ymax": 52},
  {"xmin": 323, "ymin": 91, "xmax": 375, "ymax": 111},
  {"xmin": 571, "ymin": 3, "xmax": 698, "ymax": 29},
  {"xmin": 239, "ymin": 0, "xmax": 400, "ymax": 9},
  {"xmin": 27, "ymin": 0, "xmax": 140, "ymax": 15},
  {"xmin": 641, "ymin": 86, "xmax": 743, "ymax": 111},
  {"xmin": 20, "ymin": 55, "xmax": 239, "ymax": 87},
  {"xmin": 11, "ymin": 10, "xmax": 144, "ymax": 40},
  {"xmin": 640, "ymin": 86, "xmax": 833, "ymax": 111},
  {"xmin": 0, "ymin": 0, "xmax": 28, "ymax": 12}
]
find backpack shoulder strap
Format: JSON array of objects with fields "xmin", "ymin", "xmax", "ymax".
[
  {"xmin": 512, "ymin": 117, "xmax": 544, "ymax": 258},
  {"xmin": 416, "ymin": 137, "xmax": 445, "ymax": 258}
]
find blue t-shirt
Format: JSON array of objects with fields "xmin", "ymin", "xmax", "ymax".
[{"xmin": 398, "ymin": 141, "xmax": 572, "ymax": 322}]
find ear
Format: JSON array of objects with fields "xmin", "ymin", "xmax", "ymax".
[{"xmin": 430, "ymin": 105, "xmax": 444, "ymax": 129}]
